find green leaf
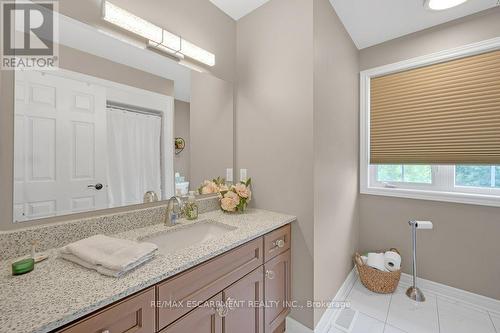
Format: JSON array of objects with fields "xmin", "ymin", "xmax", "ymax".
[{"xmin": 245, "ymin": 178, "xmax": 252, "ymax": 186}]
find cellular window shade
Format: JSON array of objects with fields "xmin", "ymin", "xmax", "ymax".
[{"xmin": 370, "ymin": 50, "xmax": 500, "ymax": 165}]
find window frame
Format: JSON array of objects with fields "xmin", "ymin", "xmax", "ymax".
[{"xmin": 360, "ymin": 37, "xmax": 500, "ymax": 208}]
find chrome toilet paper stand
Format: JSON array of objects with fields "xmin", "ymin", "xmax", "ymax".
[{"xmin": 406, "ymin": 220, "xmax": 426, "ymax": 302}]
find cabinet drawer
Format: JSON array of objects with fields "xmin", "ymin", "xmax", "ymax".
[
  {"xmin": 58, "ymin": 288, "xmax": 155, "ymax": 333},
  {"xmin": 156, "ymin": 237, "xmax": 263, "ymax": 330},
  {"xmin": 264, "ymin": 224, "xmax": 291, "ymax": 262}
]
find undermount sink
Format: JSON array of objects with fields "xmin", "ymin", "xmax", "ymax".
[{"xmin": 142, "ymin": 221, "xmax": 236, "ymax": 255}]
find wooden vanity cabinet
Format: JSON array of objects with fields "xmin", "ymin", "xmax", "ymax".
[
  {"xmin": 264, "ymin": 224, "xmax": 291, "ymax": 262},
  {"xmin": 156, "ymin": 238, "xmax": 263, "ymax": 330},
  {"xmin": 161, "ymin": 267, "xmax": 265, "ymax": 333},
  {"xmin": 264, "ymin": 250, "xmax": 291, "ymax": 333},
  {"xmin": 159, "ymin": 293, "xmax": 223, "ymax": 333},
  {"xmin": 57, "ymin": 287, "xmax": 155, "ymax": 333},
  {"xmin": 55, "ymin": 224, "xmax": 291, "ymax": 333},
  {"xmin": 223, "ymin": 267, "xmax": 264, "ymax": 333}
]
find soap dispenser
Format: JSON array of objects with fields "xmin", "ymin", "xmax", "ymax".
[{"xmin": 184, "ymin": 191, "xmax": 199, "ymax": 220}]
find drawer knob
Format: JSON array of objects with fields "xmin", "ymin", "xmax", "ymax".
[
  {"xmin": 265, "ymin": 270, "xmax": 275, "ymax": 280},
  {"xmin": 226, "ymin": 297, "xmax": 236, "ymax": 311},
  {"xmin": 274, "ymin": 239, "xmax": 285, "ymax": 248},
  {"xmin": 215, "ymin": 303, "xmax": 228, "ymax": 318}
]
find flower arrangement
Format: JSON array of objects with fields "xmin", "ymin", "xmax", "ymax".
[
  {"xmin": 219, "ymin": 178, "xmax": 252, "ymax": 213},
  {"xmin": 198, "ymin": 177, "xmax": 228, "ymax": 195}
]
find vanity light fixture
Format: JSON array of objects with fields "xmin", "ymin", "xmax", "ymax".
[
  {"xmin": 147, "ymin": 41, "xmax": 206, "ymax": 73},
  {"xmin": 179, "ymin": 39, "xmax": 215, "ymax": 67},
  {"xmin": 103, "ymin": 1, "xmax": 215, "ymax": 67},
  {"xmin": 424, "ymin": 0, "xmax": 469, "ymax": 10},
  {"xmin": 102, "ymin": 1, "xmax": 163, "ymax": 43},
  {"xmin": 178, "ymin": 60, "xmax": 205, "ymax": 73},
  {"xmin": 147, "ymin": 40, "xmax": 184, "ymax": 59}
]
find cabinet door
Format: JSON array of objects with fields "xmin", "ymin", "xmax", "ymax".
[
  {"xmin": 224, "ymin": 267, "xmax": 264, "ymax": 333},
  {"xmin": 160, "ymin": 294, "xmax": 223, "ymax": 333},
  {"xmin": 157, "ymin": 238, "xmax": 263, "ymax": 330},
  {"xmin": 264, "ymin": 250, "xmax": 291, "ymax": 333}
]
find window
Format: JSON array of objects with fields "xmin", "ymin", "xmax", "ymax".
[
  {"xmin": 372, "ymin": 165, "xmax": 500, "ymax": 189},
  {"xmin": 368, "ymin": 164, "xmax": 500, "ymax": 206},
  {"xmin": 360, "ymin": 38, "xmax": 500, "ymax": 207},
  {"xmin": 376, "ymin": 165, "xmax": 432, "ymax": 184},
  {"xmin": 455, "ymin": 166, "xmax": 500, "ymax": 188}
]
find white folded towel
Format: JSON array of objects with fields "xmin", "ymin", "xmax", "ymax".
[{"xmin": 59, "ymin": 235, "xmax": 158, "ymax": 277}]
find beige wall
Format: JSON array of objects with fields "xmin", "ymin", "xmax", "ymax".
[
  {"xmin": 190, "ymin": 72, "xmax": 234, "ymax": 189},
  {"xmin": 0, "ymin": 46, "xmax": 174, "ymax": 230},
  {"xmin": 313, "ymin": 0, "xmax": 359, "ymax": 326},
  {"xmin": 236, "ymin": 0, "xmax": 315, "ymax": 328},
  {"xmin": 59, "ymin": 45, "xmax": 174, "ymax": 95},
  {"xmin": 359, "ymin": 7, "xmax": 500, "ymax": 300},
  {"xmin": 174, "ymin": 100, "xmax": 191, "ymax": 180},
  {"xmin": 360, "ymin": 7, "xmax": 500, "ymax": 70},
  {"xmin": 59, "ymin": 0, "xmax": 236, "ymax": 82},
  {"xmin": 0, "ymin": 70, "xmax": 15, "ymax": 231}
]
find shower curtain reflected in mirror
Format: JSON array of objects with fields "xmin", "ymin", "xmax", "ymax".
[{"xmin": 106, "ymin": 108, "xmax": 162, "ymax": 207}]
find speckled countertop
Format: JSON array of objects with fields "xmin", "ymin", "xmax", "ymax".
[{"xmin": 0, "ymin": 208, "xmax": 295, "ymax": 333}]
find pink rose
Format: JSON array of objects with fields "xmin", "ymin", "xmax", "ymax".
[
  {"xmin": 224, "ymin": 190, "xmax": 240, "ymax": 203},
  {"xmin": 234, "ymin": 183, "xmax": 251, "ymax": 199},
  {"xmin": 220, "ymin": 191, "xmax": 240, "ymax": 212},
  {"xmin": 201, "ymin": 181, "xmax": 219, "ymax": 194}
]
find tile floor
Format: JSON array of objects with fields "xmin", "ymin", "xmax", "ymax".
[{"xmin": 327, "ymin": 277, "xmax": 500, "ymax": 333}]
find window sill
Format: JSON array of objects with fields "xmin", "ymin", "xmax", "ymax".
[{"xmin": 361, "ymin": 186, "xmax": 500, "ymax": 208}]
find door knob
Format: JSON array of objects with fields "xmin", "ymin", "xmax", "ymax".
[
  {"xmin": 215, "ymin": 303, "xmax": 228, "ymax": 317},
  {"xmin": 265, "ymin": 270, "xmax": 275, "ymax": 280},
  {"xmin": 88, "ymin": 183, "xmax": 104, "ymax": 190}
]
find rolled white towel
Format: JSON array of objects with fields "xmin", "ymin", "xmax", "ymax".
[{"xmin": 59, "ymin": 234, "xmax": 157, "ymax": 276}]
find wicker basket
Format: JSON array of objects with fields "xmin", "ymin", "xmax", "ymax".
[{"xmin": 353, "ymin": 249, "xmax": 401, "ymax": 294}]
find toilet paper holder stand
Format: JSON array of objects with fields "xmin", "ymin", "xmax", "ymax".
[{"xmin": 406, "ymin": 220, "xmax": 433, "ymax": 302}]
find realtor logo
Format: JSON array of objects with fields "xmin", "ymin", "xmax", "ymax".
[{"xmin": 1, "ymin": 1, "xmax": 58, "ymax": 69}]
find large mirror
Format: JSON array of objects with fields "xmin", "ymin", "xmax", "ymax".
[{"xmin": 12, "ymin": 1, "xmax": 233, "ymax": 223}]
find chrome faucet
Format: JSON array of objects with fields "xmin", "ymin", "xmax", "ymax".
[{"xmin": 164, "ymin": 196, "xmax": 183, "ymax": 226}]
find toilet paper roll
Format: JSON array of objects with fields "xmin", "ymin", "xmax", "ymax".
[
  {"xmin": 367, "ymin": 253, "xmax": 388, "ymax": 272},
  {"xmin": 416, "ymin": 221, "xmax": 433, "ymax": 229},
  {"xmin": 384, "ymin": 251, "xmax": 401, "ymax": 272}
]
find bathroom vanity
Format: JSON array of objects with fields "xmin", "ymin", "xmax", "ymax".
[
  {"xmin": 56, "ymin": 224, "xmax": 291, "ymax": 333},
  {"xmin": 0, "ymin": 207, "xmax": 295, "ymax": 333}
]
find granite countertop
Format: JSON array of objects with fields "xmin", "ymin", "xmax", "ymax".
[{"xmin": 0, "ymin": 208, "xmax": 296, "ymax": 333}]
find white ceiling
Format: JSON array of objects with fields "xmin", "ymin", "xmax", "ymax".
[
  {"xmin": 209, "ymin": 0, "xmax": 272, "ymax": 20},
  {"xmin": 329, "ymin": 0, "xmax": 499, "ymax": 49},
  {"xmin": 210, "ymin": 0, "xmax": 498, "ymax": 49}
]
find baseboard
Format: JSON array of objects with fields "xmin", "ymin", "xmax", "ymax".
[
  {"xmin": 314, "ymin": 268, "xmax": 358, "ymax": 333},
  {"xmin": 399, "ymin": 273, "xmax": 500, "ymax": 314},
  {"xmin": 286, "ymin": 316, "xmax": 314, "ymax": 333}
]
